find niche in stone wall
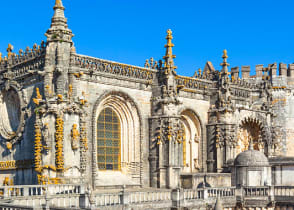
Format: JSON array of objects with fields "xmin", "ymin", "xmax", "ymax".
[
  {"xmin": 181, "ymin": 110, "xmax": 201, "ymax": 173},
  {"xmin": 237, "ymin": 118, "xmax": 263, "ymax": 155}
]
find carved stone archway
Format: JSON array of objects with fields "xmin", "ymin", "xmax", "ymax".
[{"xmin": 180, "ymin": 110, "xmax": 202, "ymax": 173}]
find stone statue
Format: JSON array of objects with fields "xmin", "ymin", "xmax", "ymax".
[
  {"xmin": 71, "ymin": 124, "xmax": 79, "ymax": 150},
  {"xmin": 42, "ymin": 123, "xmax": 51, "ymax": 150}
]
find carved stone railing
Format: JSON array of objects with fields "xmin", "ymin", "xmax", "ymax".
[
  {"xmin": 0, "ymin": 46, "xmax": 45, "ymax": 68},
  {"xmin": 274, "ymin": 186, "xmax": 294, "ymax": 196},
  {"xmin": 129, "ymin": 189, "xmax": 171, "ymax": 204},
  {"xmin": 183, "ymin": 189, "xmax": 204, "ymax": 200},
  {"xmin": 7, "ymin": 186, "xmax": 294, "ymax": 209},
  {"xmin": 73, "ymin": 54, "xmax": 156, "ymax": 81},
  {"xmin": 207, "ymin": 187, "xmax": 236, "ymax": 197},
  {"xmin": 95, "ymin": 192, "xmax": 122, "ymax": 206},
  {"xmin": 243, "ymin": 186, "xmax": 269, "ymax": 197},
  {"xmin": 0, "ymin": 55, "xmax": 45, "ymax": 83},
  {"xmin": 175, "ymin": 75, "xmax": 214, "ymax": 93},
  {"xmin": 0, "ymin": 184, "xmax": 82, "ymax": 198}
]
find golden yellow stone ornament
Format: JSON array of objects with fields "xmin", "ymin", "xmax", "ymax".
[{"xmin": 6, "ymin": 142, "xmax": 12, "ymax": 150}]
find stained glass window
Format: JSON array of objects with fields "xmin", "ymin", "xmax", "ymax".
[{"xmin": 97, "ymin": 108, "xmax": 121, "ymax": 171}]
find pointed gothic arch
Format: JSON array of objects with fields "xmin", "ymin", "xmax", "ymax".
[{"xmin": 92, "ymin": 91, "xmax": 142, "ymax": 186}]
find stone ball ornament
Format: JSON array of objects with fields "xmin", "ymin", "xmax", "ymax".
[{"xmin": 0, "ymin": 85, "xmax": 26, "ymax": 147}]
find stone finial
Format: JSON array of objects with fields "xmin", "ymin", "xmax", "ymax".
[
  {"xmin": 54, "ymin": 0, "xmax": 64, "ymax": 9},
  {"xmin": 6, "ymin": 44, "xmax": 13, "ymax": 58},
  {"xmin": 144, "ymin": 59, "xmax": 150, "ymax": 68},
  {"xmin": 163, "ymin": 29, "xmax": 177, "ymax": 70},
  {"xmin": 19, "ymin": 49, "xmax": 23, "ymax": 56},
  {"xmin": 220, "ymin": 49, "xmax": 230, "ymax": 73},
  {"xmin": 45, "ymin": 0, "xmax": 73, "ymax": 43},
  {"xmin": 26, "ymin": 46, "xmax": 31, "ymax": 54},
  {"xmin": 33, "ymin": 43, "xmax": 38, "ymax": 52},
  {"xmin": 198, "ymin": 68, "xmax": 202, "ymax": 76}
]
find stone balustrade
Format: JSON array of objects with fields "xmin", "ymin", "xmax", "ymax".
[
  {"xmin": 95, "ymin": 192, "xmax": 122, "ymax": 206},
  {"xmin": 1, "ymin": 185, "xmax": 294, "ymax": 209},
  {"xmin": 129, "ymin": 189, "xmax": 171, "ymax": 204},
  {"xmin": 175, "ymin": 75, "xmax": 214, "ymax": 92},
  {"xmin": 207, "ymin": 187, "xmax": 236, "ymax": 197},
  {"xmin": 243, "ymin": 186, "xmax": 269, "ymax": 197},
  {"xmin": 183, "ymin": 189, "xmax": 204, "ymax": 200},
  {"xmin": 0, "ymin": 184, "xmax": 82, "ymax": 198},
  {"xmin": 274, "ymin": 186, "xmax": 294, "ymax": 196},
  {"xmin": 73, "ymin": 54, "xmax": 156, "ymax": 82}
]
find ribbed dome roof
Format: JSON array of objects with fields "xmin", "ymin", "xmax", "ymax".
[{"xmin": 234, "ymin": 144, "xmax": 269, "ymax": 167}]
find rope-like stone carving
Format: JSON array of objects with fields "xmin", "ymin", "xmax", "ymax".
[
  {"xmin": 55, "ymin": 115, "xmax": 64, "ymax": 171},
  {"xmin": 79, "ymin": 116, "xmax": 88, "ymax": 172},
  {"xmin": 34, "ymin": 120, "xmax": 42, "ymax": 173}
]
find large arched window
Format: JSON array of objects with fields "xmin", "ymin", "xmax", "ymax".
[{"xmin": 97, "ymin": 108, "xmax": 121, "ymax": 171}]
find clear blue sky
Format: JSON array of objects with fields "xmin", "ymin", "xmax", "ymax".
[{"xmin": 0, "ymin": 0, "xmax": 294, "ymax": 76}]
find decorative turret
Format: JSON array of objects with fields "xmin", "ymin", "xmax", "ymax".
[
  {"xmin": 163, "ymin": 29, "xmax": 177, "ymax": 74},
  {"xmin": 220, "ymin": 49, "xmax": 230, "ymax": 74},
  {"xmin": 45, "ymin": 0, "xmax": 73, "ymax": 43},
  {"xmin": 43, "ymin": 0, "xmax": 74, "ymax": 96}
]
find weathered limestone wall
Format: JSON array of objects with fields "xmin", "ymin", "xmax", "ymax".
[
  {"xmin": 181, "ymin": 173, "xmax": 231, "ymax": 189},
  {"xmin": 0, "ymin": 84, "xmax": 41, "ymax": 185},
  {"xmin": 284, "ymin": 88, "xmax": 294, "ymax": 156}
]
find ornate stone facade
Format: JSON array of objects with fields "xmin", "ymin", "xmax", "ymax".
[{"xmin": 1, "ymin": 0, "xmax": 294, "ymax": 209}]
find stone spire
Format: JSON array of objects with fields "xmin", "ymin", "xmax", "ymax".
[
  {"xmin": 45, "ymin": 0, "xmax": 73, "ymax": 43},
  {"xmin": 220, "ymin": 49, "xmax": 230, "ymax": 73},
  {"xmin": 163, "ymin": 29, "xmax": 177, "ymax": 71}
]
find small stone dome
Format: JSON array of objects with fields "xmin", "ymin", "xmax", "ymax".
[{"xmin": 234, "ymin": 144, "xmax": 269, "ymax": 167}]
